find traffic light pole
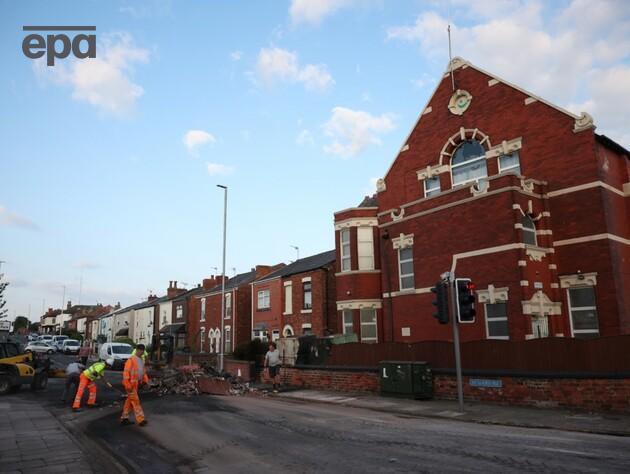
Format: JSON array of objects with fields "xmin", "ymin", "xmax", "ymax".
[{"xmin": 448, "ymin": 276, "xmax": 465, "ymax": 413}]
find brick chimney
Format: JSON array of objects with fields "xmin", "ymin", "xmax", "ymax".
[
  {"xmin": 255, "ymin": 263, "xmax": 285, "ymax": 279},
  {"xmin": 167, "ymin": 280, "xmax": 179, "ymax": 298},
  {"xmin": 148, "ymin": 294, "xmax": 158, "ymax": 301},
  {"xmin": 202, "ymin": 275, "xmax": 218, "ymax": 290}
]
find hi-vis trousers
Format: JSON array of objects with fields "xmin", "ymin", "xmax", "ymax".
[
  {"xmin": 121, "ymin": 389, "xmax": 145, "ymax": 423},
  {"xmin": 72, "ymin": 373, "xmax": 96, "ymax": 409}
]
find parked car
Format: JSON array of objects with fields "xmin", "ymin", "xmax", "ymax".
[
  {"xmin": 27, "ymin": 334, "xmax": 39, "ymax": 342},
  {"xmin": 37, "ymin": 335, "xmax": 53, "ymax": 343},
  {"xmin": 52, "ymin": 335, "xmax": 68, "ymax": 350},
  {"xmin": 24, "ymin": 341, "xmax": 56, "ymax": 355},
  {"xmin": 61, "ymin": 339, "xmax": 80, "ymax": 355},
  {"xmin": 99, "ymin": 343, "xmax": 133, "ymax": 369}
]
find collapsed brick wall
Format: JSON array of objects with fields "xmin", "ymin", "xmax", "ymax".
[{"xmin": 272, "ymin": 367, "xmax": 630, "ymax": 413}]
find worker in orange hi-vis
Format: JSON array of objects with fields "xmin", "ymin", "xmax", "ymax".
[
  {"xmin": 72, "ymin": 358, "xmax": 114, "ymax": 412},
  {"xmin": 120, "ymin": 343, "xmax": 150, "ymax": 426}
]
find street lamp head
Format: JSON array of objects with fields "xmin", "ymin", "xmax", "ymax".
[{"xmin": 217, "ymin": 184, "xmax": 227, "ymax": 189}]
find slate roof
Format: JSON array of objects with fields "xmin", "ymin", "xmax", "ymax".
[
  {"xmin": 358, "ymin": 194, "xmax": 378, "ymax": 207},
  {"xmin": 254, "ymin": 250, "xmax": 336, "ymax": 283},
  {"xmin": 596, "ymin": 134, "xmax": 630, "ymax": 158},
  {"xmin": 203, "ymin": 270, "xmax": 258, "ymax": 295}
]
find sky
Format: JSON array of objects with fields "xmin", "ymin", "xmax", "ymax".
[{"xmin": 1, "ymin": 0, "xmax": 629, "ymax": 322}]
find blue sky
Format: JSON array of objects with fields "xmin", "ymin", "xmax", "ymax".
[{"xmin": 1, "ymin": 0, "xmax": 629, "ymax": 321}]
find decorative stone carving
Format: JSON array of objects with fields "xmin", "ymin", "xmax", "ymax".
[
  {"xmin": 449, "ymin": 57, "xmax": 468, "ymax": 70},
  {"xmin": 559, "ymin": 272, "xmax": 597, "ymax": 288},
  {"xmin": 337, "ymin": 299, "xmax": 382, "ymax": 310},
  {"xmin": 439, "ymin": 128, "xmax": 491, "ymax": 165},
  {"xmin": 476, "ymin": 285, "xmax": 509, "ymax": 304},
  {"xmin": 390, "ymin": 208, "xmax": 405, "ymax": 221},
  {"xmin": 376, "ymin": 178, "xmax": 386, "ymax": 193},
  {"xmin": 448, "ymin": 89, "xmax": 473, "ymax": 116},
  {"xmin": 520, "ymin": 178, "xmax": 535, "ymax": 193},
  {"xmin": 526, "ymin": 247, "xmax": 547, "ymax": 262},
  {"xmin": 470, "ymin": 179, "xmax": 489, "ymax": 196},
  {"xmin": 521, "ymin": 290, "xmax": 562, "ymax": 316},
  {"xmin": 392, "ymin": 233, "xmax": 414, "ymax": 250},
  {"xmin": 573, "ymin": 112, "xmax": 595, "ymax": 133},
  {"xmin": 416, "ymin": 164, "xmax": 449, "ymax": 181},
  {"xmin": 485, "ymin": 137, "xmax": 522, "ymax": 158}
]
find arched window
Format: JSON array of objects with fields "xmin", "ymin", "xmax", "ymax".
[
  {"xmin": 522, "ymin": 215, "xmax": 537, "ymax": 246},
  {"xmin": 451, "ymin": 140, "xmax": 488, "ymax": 186},
  {"xmin": 282, "ymin": 325, "xmax": 294, "ymax": 337}
]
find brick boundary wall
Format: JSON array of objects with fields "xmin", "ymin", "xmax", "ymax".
[{"xmin": 269, "ymin": 366, "xmax": 630, "ymax": 413}]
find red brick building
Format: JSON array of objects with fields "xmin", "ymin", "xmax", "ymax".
[
  {"xmin": 334, "ymin": 57, "xmax": 630, "ymax": 343},
  {"xmin": 251, "ymin": 251, "xmax": 336, "ymax": 341}
]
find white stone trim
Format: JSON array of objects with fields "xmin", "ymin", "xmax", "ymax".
[
  {"xmin": 392, "ymin": 233, "xmax": 414, "ymax": 250},
  {"xmin": 383, "ymin": 287, "xmax": 432, "ymax": 298},
  {"xmin": 283, "ymin": 281, "xmax": 292, "ymax": 287},
  {"xmin": 488, "ymin": 78, "xmax": 499, "ymax": 86},
  {"xmin": 518, "ymin": 260, "xmax": 527, "ymax": 266},
  {"xmin": 624, "ymin": 182, "xmax": 630, "ymax": 195},
  {"xmin": 485, "ymin": 137, "xmax": 523, "ymax": 159},
  {"xmin": 514, "ymin": 223, "xmax": 523, "ymax": 229},
  {"xmin": 526, "ymin": 246, "xmax": 550, "ymax": 262},
  {"xmin": 573, "ymin": 112, "xmax": 595, "ymax": 133},
  {"xmin": 476, "ymin": 285, "xmax": 509, "ymax": 304},
  {"xmin": 524, "ymin": 97, "xmax": 537, "ymax": 105},
  {"xmin": 554, "ymin": 233, "xmax": 630, "ymax": 247},
  {"xmin": 546, "ymin": 181, "xmax": 627, "ymax": 198},
  {"xmin": 548, "ymin": 264, "xmax": 557, "ymax": 270},
  {"xmin": 550, "ymin": 283, "xmax": 559, "ymax": 289},
  {"xmin": 521, "ymin": 290, "xmax": 562, "ymax": 316},
  {"xmin": 336, "ymin": 299, "xmax": 382, "ymax": 310},
  {"xmin": 416, "ymin": 164, "xmax": 449, "ymax": 181},
  {"xmin": 376, "ymin": 178, "xmax": 386, "ymax": 192},
  {"xmin": 542, "ymin": 211, "xmax": 551, "ymax": 217},
  {"xmin": 401, "ymin": 144, "xmax": 410, "ymax": 152},
  {"xmin": 423, "ymin": 106, "xmax": 432, "ymax": 115},
  {"xmin": 559, "ymin": 272, "xmax": 597, "ymax": 288},
  {"xmin": 334, "ymin": 206, "xmax": 378, "ymax": 216},
  {"xmin": 335, "ymin": 269, "xmax": 381, "ymax": 277},
  {"xmin": 536, "ymin": 229, "xmax": 553, "ymax": 235},
  {"xmin": 301, "ymin": 323, "xmax": 312, "ymax": 329},
  {"xmin": 335, "ymin": 217, "xmax": 378, "ymax": 230},
  {"xmin": 301, "ymin": 277, "xmax": 311, "ymax": 283},
  {"xmin": 300, "ymin": 309, "xmax": 312, "ymax": 314},
  {"xmin": 520, "ymin": 280, "xmax": 529, "ymax": 286}
]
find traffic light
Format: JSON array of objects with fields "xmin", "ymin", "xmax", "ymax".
[
  {"xmin": 455, "ymin": 278, "xmax": 476, "ymax": 323},
  {"xmin": 431, "ymin": 281, "xmax": 449, "ymax": 324}
]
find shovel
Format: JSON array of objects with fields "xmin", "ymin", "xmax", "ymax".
[{"xmin": 107, "ymin": 383, "xmax": 128, "ymax": 399}]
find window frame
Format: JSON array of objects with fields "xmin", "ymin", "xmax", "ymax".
[
  {"xmin": 567, "ymin": 287, "xmax": 600, "ymax": 338},
  {"xmin": 200, "ymin": 297, "xmax": 206, "ymax": 321},
  {"xmin": 225, "ymin": 293, "xmax": 232, "ymax": 319},
  {"xmin": 498, "ymin": 151, "xmax": 521, "ymax": 175},
  {"xmin": 484, "ymin": 303, "xmax": 509, "ymax": 340},
  {"xmin": 450, "ymin": 140, "xmax": 488, "ymax": 186},
  {"xmin": 357, "ymin": 226, "xmax": 375, "ymax": 270},
  {"xmin": 359, "ymin": 308, "xmax": 378, "ymax": 343},
  {"xmin": 257, "ymin": 289, "xmax": 270, "ymax": 310},
  {"xmin": 284, "ymin": 282, "xmax": 292, "ymax": 314},
  {"xmin": 200, "ymin": 326, "xmax": 205, "ymax": 352},
  {"xmin": 340, "ymin": 228, "xmax": 351, "ymax": 272},
  {"xmin": 302, "ymin": 281, "xmax": 312, "ymax": 310},
  {"xmin": 342, "ymin": 309, "xmax": 354, "ymax": 335},
  {"xmin": 398, "ymin": 247, "xmax": 415, "ymax": 291},
  {"xmin": 522, "ymin": 215, "xmax": 537, "ymax": 246},
  {"xmin": 424, "ymin": 176, "xmax": 441, "ymax": 198},
  {"xmin": 176, "ymin": 304, "xmax": 183, "ymax": 320},
  {"xmin": 224, "ymin": 326, "xmax": 232, "ymax": 353}
]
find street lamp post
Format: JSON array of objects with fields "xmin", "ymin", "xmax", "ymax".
[
  {"xmin": 60, "ymin": 285, "xmax": 66, "ymax": 335},
  {"xmin": 217, "ymin": 184, "xmax": 228, "ymax": 372}
]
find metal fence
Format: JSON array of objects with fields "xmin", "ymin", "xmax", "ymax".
[{"xmin": 319, "ymin": 335, "xmax": 630, "ymax": 373}]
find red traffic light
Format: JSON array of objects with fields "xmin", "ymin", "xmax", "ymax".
[{"xmin": 467, "ymin": 282, "xmax": 476, "ymax": 291}]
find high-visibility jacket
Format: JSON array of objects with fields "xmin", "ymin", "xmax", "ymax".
[
  {"xmin": 83, "ymin": 361, "xmax": 106, "ymax": 381},
  {"xmin": 123, "ymin": 356, "xmax": 149, "ymax": 391},
  {"xmin": 131, "ymin": 348, "xmax": 148, "ymax": 362}
]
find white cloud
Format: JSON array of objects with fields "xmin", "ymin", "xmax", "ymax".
[
  {"xmin": 183, "ymin": 130, "xmax": 216, "ymax": 156},
  {"xmin": 296, "ymin": 129, "xmax": 314, "ymax": 146},
  {"xmin": 386, "ymin": 0, "xmax": 630, "ymax": 146},
  {"xmin": 289, "ymin": 0, "xmax": 353, "ymax": 25},
  {"xmin": 206, "ymin": 163, "xmax": 234, "ymax": 176},
  {"xmin": 33, "ymin": 33, "xmax": 150, "ymax": 117},
  {"xmin": 256, "ymin": 47, "xmax": 334, "ymax": 91},
  {"xmin": 73, "ymin": 261, "xmax": 101, "ymax": 270},
  {"xmin": 0, "ymin": 206, "xmax": 39, "ymax": 231},
  {"xmin": 323, "ymin": 107, "xmax": 396, "ymax": 157},
  {"xmin": 230, "ymin": 51, "xmax": 243, "ymax": 61}
]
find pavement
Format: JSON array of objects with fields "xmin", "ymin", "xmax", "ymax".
[
  {"xmin": 268, "ymin": 386, "xmax": 630, "ymax": 437},
  {"xmin": 0, "ymin": 398, "xmax": 94, "ymax": 474}
]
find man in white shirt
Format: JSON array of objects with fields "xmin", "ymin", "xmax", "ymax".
[
  {"xmin": 264, "ymin": 342, "xmax": 281, "ymax": 393},
  {"xmin": 61, "ymin": 359, "xmax": 85, "ymax": 404}
]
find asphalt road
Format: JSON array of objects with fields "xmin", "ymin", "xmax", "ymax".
[{"xmin": 19, "ymin": 354, "xmax": 630, "ymax": 473}]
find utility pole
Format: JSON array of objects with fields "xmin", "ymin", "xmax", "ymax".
[
  {"xmin": 60, "ymin": 285, "xmax": 66, "ymax": 335},
  {"xmin": 217, "ymin": 184, "xmax": 228, "ymax": 372},
  {"xmin": 442, "ymin": 271, "xmax": 464, "ymax": 412}
]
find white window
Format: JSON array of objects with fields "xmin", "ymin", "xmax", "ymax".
[
  {"xmin": 215, "ymin": 328, "xmax": 221, "ymax": 353},
  {"xmin": 282, "ymin": 325, "xmax": 294, "ymax": 337},
  {"xmin": 398, "ymin": 247, "xmax": 415, "ymax": 291},
  {"xmin": 342, "ymin": 309, "xmax": 354, "ymax": 335},
  {"xmin": 340, "ymin": 229, "xmax": 351, "ymax": 272},
  {"xmin": 499, "ymin": 152, "xmax": 521, "ymax": 175},
  {"xmin": 522, "ymin": 215, "xmax": 537, "ymax": 246},
  {"xmin": 568, "ymin": 287, "xmax": 599, "ymax": 338},
  {"xmin": 225, "ymin": 293, "xmax": 232, "ymax": 319},
  {"xmin": 272, "ymin": 329, "xmax": 280, "ymax": 341},
  {"xmin": 200, "ymin": 298, "xmax": 206, "ymax": 321},
  {"xmin": 424, "ymin": 176, "xmax": 441, "ymax": 198},
  {"xmin": 176, "ymin": 304, "xmax": 183, "ymax": 320},
  {"xmin": 257, "ymin": 289, "xmax": 270, "ymax": 310},
  {"xmin": 200, "ymin": 327, "xmax": 205, "ymax": 352},
  {"xmin": 208, "ymin": 329, "xmax": 215, "ymax": 353},
  {"xmin": 485, "ymin": 303, "xmax": 509, "ymax": 340},
  {"xmin": 284, "ymin": 283, "xmax": 292, "ymax": 314},
  {"xmin": 303, "ymin": 281, "xmax": 312, "ymax": 309},
  {"xmin": 451, "ymin": 140, "xmax": 488, "ymax": 186},
  {"xmin": 224, "ymin": 326, "xmax": 232, "ymax": 353},
  {"xmin": 360, "ymin": 308, "xmax": 377, "ymax": 343},
  {"xmin": 357, "ymin": 227, "xmax": 375, "ymax": 270}
]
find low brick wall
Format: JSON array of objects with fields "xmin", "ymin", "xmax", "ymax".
[
  {"xmin": 271, "ymin": 366, "xmax": 630, "ymax": 413},
  {"xmin": 172, "ymin": 353, "xmax": 217, "ymax": 367},
  {"xmin": 224, "ymin": 359, "xmax": 255, "ymax": 381}
]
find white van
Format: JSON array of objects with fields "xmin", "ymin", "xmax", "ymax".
[
  {"xmin": 52, "ymin": 335, "xmax": 68, "ymax": 350},
  {"xmin": 38, "ymin": 335, "xmax": 54, "ymax": 343},
  {"xmin": 99, "ymin": 342, "xmax": 133, "ymax": 369}
]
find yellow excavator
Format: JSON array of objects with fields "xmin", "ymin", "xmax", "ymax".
[{"xmin": 0, "ymin": 335, "xmax": 49, "ymax": 395}]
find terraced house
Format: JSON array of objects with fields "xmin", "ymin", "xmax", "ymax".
[{"xmin": 334, "ymin": 57, "xmax": 630, "ymax": 343}]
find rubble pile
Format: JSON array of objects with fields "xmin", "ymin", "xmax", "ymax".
[{"xmin": 149, "ymin": 363, "xmax": 254, "ymax": 397}]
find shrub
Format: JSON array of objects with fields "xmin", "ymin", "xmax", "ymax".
[{"xmin": 114, "ymin": 337, "xmax": 134, "ymax": 346}]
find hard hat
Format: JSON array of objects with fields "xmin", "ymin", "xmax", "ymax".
[{"xmin": 106, "ymin": 358, "xmax": 115, "ymax": 367}]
